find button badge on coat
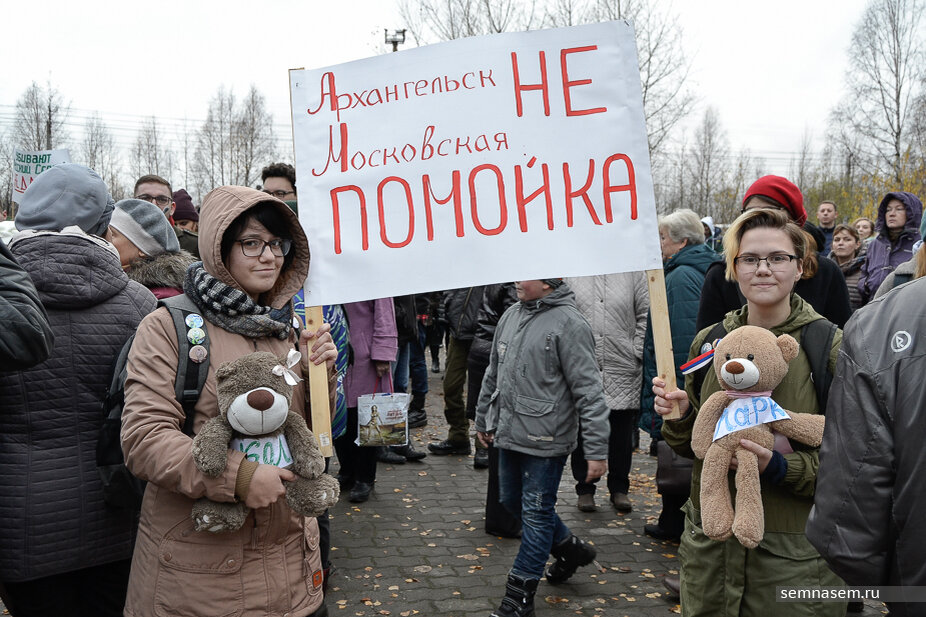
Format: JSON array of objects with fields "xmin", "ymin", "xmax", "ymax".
[
  {"xmin": 187, "ymin": 327, "xmax": 206, "ymax": 345},
  {"xmin": 189, "ymin": 345, "xmax": 208, "ymax": 363},
  {"xmin": 184, "ymin": 313, "xmax": 204, "ymax": 329}
]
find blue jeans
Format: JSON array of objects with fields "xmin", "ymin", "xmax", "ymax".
[
  {"xmin": 393, "ymin": 325, "xmax": 429, "ymax": 395},
  {"xmin": 408, "ymin": 322, "xmax": 429, "ymax": 395},
  {"xmin": 393, "ymin": 343, "xmax": 410, "ymax": 393},
  {"xmin": 498, "ymin": 449, "xmax": 571, "ymax": 579}
]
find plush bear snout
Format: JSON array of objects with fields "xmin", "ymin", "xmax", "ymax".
[
  {"xmin": 247, "ymin": 389, "xmax": 275, "ymax": 412},
  {"xmin": 721, "ymin": 358, "xmax": 760, "ymax": 390}
]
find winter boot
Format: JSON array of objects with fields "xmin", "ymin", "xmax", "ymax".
[
  {"xmin": 545, "ymin": 534, "xmax": 596, "ymax": 584},
  {"xmin": 489, "ymin": 574, "xmax": 538, "ymax": 617},
  {"xmin": 407, "ymin": 392, "xmax": 428, "ymax": 428}
]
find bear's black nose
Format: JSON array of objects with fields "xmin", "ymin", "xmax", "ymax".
[
  {"xmin": 246, "ymin": 389, "xmax": 274, "ymax": 411},
  {"xmin": 725, "ymin": 361, "xmax": 744, "ymax": 375}
]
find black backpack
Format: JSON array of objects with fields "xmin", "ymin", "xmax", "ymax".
[
  {"xmin": 97, "ymin": 294, "xmax": 210, "ymax": 510},
  {"xmin": 690, "ymin": 318, "xmax": 838, "ymax": 413}
]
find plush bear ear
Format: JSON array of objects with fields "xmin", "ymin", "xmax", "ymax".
[
  {"xmin": 215, "ymin": 360, "xmax": 235, "ymax": 383},
  {"xmin": 777, "ymin": 334, "xmax": 799, "ymax": 363}
]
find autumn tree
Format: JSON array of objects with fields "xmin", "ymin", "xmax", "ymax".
[
  {"xmin": 13, "ymin": 81, "xmax": 70, "ymax": 151},
  {"xmin": 838, "ymin": 0, "xmax": 926, "ymax": 185}
]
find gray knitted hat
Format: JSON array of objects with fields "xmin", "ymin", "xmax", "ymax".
[
  {"xmin": 110, "ymin": 199, "xmax": 180, "ymax": 256},
  {"xmin": 542, "ymin": 278, "xmax": 564, "ymax": 288},
  {"xmin": 15, "ymin": 164, "xmax": 114, "ymax": 236}
]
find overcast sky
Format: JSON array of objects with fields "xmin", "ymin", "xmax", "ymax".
[{"xmin": 0, "ymin": 0, "xmax": 871, "ymax": 175}]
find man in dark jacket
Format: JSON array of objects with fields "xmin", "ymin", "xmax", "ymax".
[
  {"xmin": 0, "ymin": 241, "xmax": 53, "ymax": 370},
  {"xmin": 0, "ymin": 164, "xmax": 156, "ymax": 616},
  {"xmin": 807, "ymin": 276, "xmax": 926, "ymax": 617},
  {"xmin": 429, "ymin": 286, "xmax": 485, "ymax": 456}
]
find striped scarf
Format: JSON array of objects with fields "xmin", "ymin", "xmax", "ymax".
[{"xmin": 184, "ymin": 262, "xmax": 293, "ymax": 340}]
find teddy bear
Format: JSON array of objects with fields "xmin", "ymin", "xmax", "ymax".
[
  {"xmin": 691, "ymin": 325, "xmax": 826, "ymax": 549},
  {"xmin": 190, "ymin": 350, "xmax": 340, "ymax": 533}
]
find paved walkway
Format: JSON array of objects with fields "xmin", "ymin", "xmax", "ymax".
[{"xmin": 325, "ymin": 365, "xmax": 885, "ymax": 617}]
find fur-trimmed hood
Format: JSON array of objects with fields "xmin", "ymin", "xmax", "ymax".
[{"xmin": 127, "ymin": 250, "xmax": 196, "ymax": 292}]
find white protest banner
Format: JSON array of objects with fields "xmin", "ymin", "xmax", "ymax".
[
  {"xmin": 291, "ymin": 20, "xmax": 661, "ymax": 306},
  {"xmin": 12, "ymin": 149, "xmax": 71, "ymax": 200}
]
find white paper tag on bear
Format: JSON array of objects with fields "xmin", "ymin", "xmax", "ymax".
[
  {"xmin": 712, "ymin": 396, "xmax": 791, "ymax": 442},
  {"xmin": 230, "ymin": 434, "xmax": 293, "ymax": 468}
]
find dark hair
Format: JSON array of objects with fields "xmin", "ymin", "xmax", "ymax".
[
  {"xmin": 261, "ymin": 162, "xmax": 296, "ymax": 193},
  {"xmin": 134, "ymin": 174, "xmax": 172, "ymax": 195},
  {"xmin": 221, "ymin": 202, "xmax": 296, "ymax": 272}
]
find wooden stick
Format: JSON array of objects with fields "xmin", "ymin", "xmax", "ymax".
[
  {"xmin": 645, "ymin": 268, "xmax": 681, "ymax": 420},
  {"xmin": 305, "ymin": 305, "xmax": 334, "ymax": 457}
]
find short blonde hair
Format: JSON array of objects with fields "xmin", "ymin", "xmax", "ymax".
[{"xmin": 723, "ymin": 209, "xmax": 809, "ymax": 282}]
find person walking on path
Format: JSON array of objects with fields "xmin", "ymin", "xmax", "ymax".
[{"xmin": 475, "ymin": 278, "xmax": 609, "ymax": 617}]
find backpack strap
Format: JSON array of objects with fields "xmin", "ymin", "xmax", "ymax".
[
  {"xmin": 800, "ymin": 318, "xmax": 837, "ymax": 413},
  {"xmin": 158, "ymin": 294, "xmax": 209, "ymax": 436},
  {"xmin": 689, "ymin": 321, "xmax": 728, "ymax": 402}
]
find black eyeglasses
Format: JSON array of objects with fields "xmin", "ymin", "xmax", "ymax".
[
  {"xmin": 135, "ymin": 194, "xmax": 172, "ymax": 207},
  {"xmin": 237, "ymin": 238, "xmax": 292, "ymax": 257},
  {"xmin": 734, "ymin": 254, "xmax": 798, "ymax": 271},
  {"xmin": 263, "ymin": 189, "xmax": 295, "ymax": 199}
]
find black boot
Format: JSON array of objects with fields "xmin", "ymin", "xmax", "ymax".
[
  {"xmin": 391, "ymin": 443, "xmax": 427, "ymax": 461},
  {"xmin": 546, "ymin": 534, "xmax": 596, "ymax": 584},
  {"xmin": 407, "ymin": 393, "xmax": 428, "ymax": 428},
  {"xmin": 489, "ymin": 574, "xmax": 537, "ymax": 617}
]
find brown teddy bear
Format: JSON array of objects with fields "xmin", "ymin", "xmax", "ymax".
[
  {"xmin": 190, "ymin": 350, "xmax": 340, "ymax": 532},
  {"xmin": 691, "ymin": 325, "xmax": 825, "ymax": 548}
]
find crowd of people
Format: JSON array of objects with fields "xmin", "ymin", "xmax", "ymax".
[{"xmin": 0, "ymin": 163, "xmax": 924, "ymax": 617}]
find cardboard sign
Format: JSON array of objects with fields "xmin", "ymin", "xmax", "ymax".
[
  {"xmin": 712, "ymin": 396, "xmax": 791, "ymax": 442},
  {"xmin": 12, "ymin": 149, "xmax": 71, "ymax": 199},
  {"xmin": 291, "ymin": 21, "xmax": 661, "ymax": 305}
]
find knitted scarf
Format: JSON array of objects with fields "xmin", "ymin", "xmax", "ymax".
[{"xmin": 184, "ymin": 262, "xmax": 293, "ymax": 340}]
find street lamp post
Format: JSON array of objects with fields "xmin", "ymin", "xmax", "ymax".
[{"xmin": 385, "ymin": 29, "xmax": 406, "ymax": 52}]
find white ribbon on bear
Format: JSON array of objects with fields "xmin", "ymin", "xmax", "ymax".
[{"xmin": 272, "ymin": 349, "xmax": 303, "ymax": 386}]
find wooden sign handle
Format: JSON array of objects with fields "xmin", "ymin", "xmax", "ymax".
[
  {"xmin": 305, "ymin": 305, "xmax": 334, "ymax": 457},
  {"xmin": 645, "ymin": 268, "xmax": 682, "ymax": 420}
]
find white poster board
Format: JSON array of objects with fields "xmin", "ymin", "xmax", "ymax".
[
  {"xmin": 12, "ymin": 148, "xmax": 71, "ymax": 201},
  {"xmin": 291, "ymin": 21, "xmax": 661, "ymax": 306}
]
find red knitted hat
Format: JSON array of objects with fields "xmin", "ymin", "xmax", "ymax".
[{"xmin": 742, "ymin": 175, "xmax": 806, "ymax": 226}]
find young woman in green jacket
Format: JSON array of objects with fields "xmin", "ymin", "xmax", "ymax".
[{"xmin": 652, "ymin": 207, "xmax": 846, "ymax": 617}]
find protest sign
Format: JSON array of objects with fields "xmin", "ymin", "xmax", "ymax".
[
  {"xmin": 12, "ymin": 149, "xmax": 71, "ymax": 200},
  {"xmin": 290, "ymin": 20, "xmax": 662, "ymax": 306}
]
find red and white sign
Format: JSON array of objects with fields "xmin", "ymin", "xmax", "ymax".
[
  {"xmin": 291, "ymin": 21, "xmax": 660, "ymax": 305},
  {"xmin": 12, "ymin": 148, "xmax": 71, "ymax": 199}
]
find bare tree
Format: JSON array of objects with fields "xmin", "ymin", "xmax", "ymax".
[
  {"xmin": 81, "ymin": 113, "xmax": 126, "ymax": 199},
  {"xmin": 399, "ymin": 0, "xmax": 539, "ymax": 43},
  {"xmin": 683, "ymin": 106, "xmax": 729, "ymax": 220},
  {"xmin": 585, "ymin": 0, "xmax": 696, "ymax": 159},
  {"xmin": 130, "ymin": 117, "xmax": 175, "ymax": 182},
  {"xmin": 0, "ymin": 128, "xmax": 15, "ymax": 216},
  {"xmin": 13, "ymin": 81, "xmax": 70, "ymax": 151},
  {"xmin": 191, "ymin": 86, "xmax": 276, "ymax": 197},
  {"xmin": 789, "ymin": 129, "xmax": 816, "ymax": 190},
  {"xmin": 840, "ymin": 0, "xmax": 925, "ymax": 184},
  {"xmin": 233, "ymin": 86, "xmax": 277, "ymax": 188}
]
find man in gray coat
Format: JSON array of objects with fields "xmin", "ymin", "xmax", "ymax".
[
  {"xmin": 807, "ymin": 276, "xmax": 926, "ymax": 617},
  {"xmin": 0, "ymin": 164, "xmax": 156, "ymax": 616},
  {"xmin": 475, "ymin": 279, "xmax": 609, "ymax": 617}
]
